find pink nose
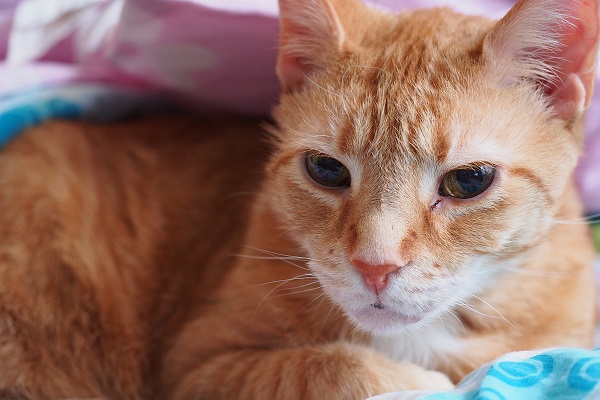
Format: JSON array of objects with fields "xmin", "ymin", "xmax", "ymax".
[{"xmin": 352, "ymin": 260, "xmax": 400, "ymax": 294}]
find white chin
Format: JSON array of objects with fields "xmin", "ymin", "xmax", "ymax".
[{"xmin": 347, "ymin": 305, "xmax": 425, "ymax": 335}]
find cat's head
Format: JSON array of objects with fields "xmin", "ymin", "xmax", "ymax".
[{"xmin": 266, "ymin": 0, "xmax": 599, "ymax": 335}]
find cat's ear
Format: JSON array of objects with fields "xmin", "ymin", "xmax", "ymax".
[
  {"xmin": 276, "ymin": 0, "xmax": 356, "ymax": 91},
  {"xmin": 483, "ymin": 0, "xmax": 600, "ymax": 121}
]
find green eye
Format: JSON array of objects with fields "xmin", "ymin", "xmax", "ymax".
[
  {"xmin": 439, "ymin": 164, "xmax": 496, "ymax": 199},
  {"xmin": 305, "ymin": 153, "xmax": 351, "ymax": 188}
]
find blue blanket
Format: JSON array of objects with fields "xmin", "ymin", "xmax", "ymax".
[{"xmin": 370, "ymin": 348, "xmax": 600, "ymax": 400}]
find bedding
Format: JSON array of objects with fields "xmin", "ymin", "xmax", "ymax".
[
  {"xmin": 370, "ymin": 348, "xmax": 600, "ymax": 399},
  {"xmin": 0, "ymin": 0, "xmax": 599, "ymax": 398}
]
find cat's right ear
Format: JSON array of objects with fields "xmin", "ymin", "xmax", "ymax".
[{"xmin": 276, "ymin": 0, "xmax": 349, "ymax": 92}]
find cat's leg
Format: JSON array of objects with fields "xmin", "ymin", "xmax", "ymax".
[{"xmin": 164, "ymin": 343, "xmax": 453, "ymax": 400}]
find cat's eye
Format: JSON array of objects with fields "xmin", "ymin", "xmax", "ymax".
[
  {"xmin": 439, "ymin": 164, "xmax": 496, "ymax": 199},
  {"xmin": 305, "ymin": 153, "xmax": 351, "ymax": 188}
]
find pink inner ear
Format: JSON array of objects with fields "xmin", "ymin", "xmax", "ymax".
[
  {"xmin": 276, "ymin": 15, "xmax": 321, "ymax": 91},
  {"xmin": 547, "ymin": 0, "xmax": 600, "ymax": 115},
  {"xmin": 276, "ymin": 0, "xmax": 346, "ymax": 92},
  {"xmin": 550, "ymin": 74, "xmax": 587, "ymax": 121},
  {"xmin": 276, "ymin": 53, "xmax": 313, "ymax": 92}
]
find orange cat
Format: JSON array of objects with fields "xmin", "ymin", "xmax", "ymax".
[{"xmin": 0, "ymin": 0, "xmax": 598, "ymax": 398}]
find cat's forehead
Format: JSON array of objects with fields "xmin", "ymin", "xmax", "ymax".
[
  {"xmin": 302, "ymin": 62, "xmax": 465, "ymax": 169},
  {"xmin": 299, "ymin": 9, "xmax": 495, "ymax": 162},
  {"xmin": 304, "ymin": 72, "xmax": 529, "ymax": 171}
]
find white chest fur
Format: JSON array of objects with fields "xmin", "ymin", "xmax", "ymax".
[{"xmin": 367, "ymin": 316, "xmax": 466, "ymax": 369}]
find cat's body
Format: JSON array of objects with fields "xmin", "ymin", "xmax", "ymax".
[
  {"xmin": 0, "ymin": 117, "xmax": 269, "ymax": 398},
  {"xmin": 0, "ymin": 0, "xmax": 598, "ymax": 399}
]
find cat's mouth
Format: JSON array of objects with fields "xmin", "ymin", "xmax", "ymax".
[
  {"xmin": 350, "ymin": 302, "xmax": 424, "ymax": 333},
  {"xmin": 371, "ymin": 300, "xmax": 385, "ymax": 309},
  {"xmin": 315, "ymin": 267, "xmax": 438, "ymax": 333}
]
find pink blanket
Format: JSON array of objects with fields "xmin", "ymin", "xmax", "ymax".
[{"xmin": 0, "ymin": 0, "xmax": 598, "ymax": 212}]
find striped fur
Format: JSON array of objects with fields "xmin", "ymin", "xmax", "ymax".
[{"xmin": 0, "ymin": 0, "xmax": 596, "ymax": 399}]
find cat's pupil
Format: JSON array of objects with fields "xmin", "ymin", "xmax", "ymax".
[
  {"xmin": 305, "ymin": 153, "xmax": 351, "ymax": 188},
  {"xmin": 439, "ymin": 165, "xmax": 495, "ymax": 199}
]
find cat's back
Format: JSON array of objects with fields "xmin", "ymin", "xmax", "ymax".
[{"xmin": 0, "ymin": 115, "xmax": 267, "ymax": 398}]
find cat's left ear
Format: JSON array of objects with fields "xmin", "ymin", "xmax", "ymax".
[
  {"xmin": 276, "ymin": 0, "xmax": 360, "ymax": 92},
  {"xmin": 483, "ymin": 0, "xmax": 600, "ymax": 121}
]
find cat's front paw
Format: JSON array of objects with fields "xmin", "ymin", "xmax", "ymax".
[
  {"xmin": 373, "ymin": 361, "xmax": 454, "ymax": 394},
  {"xmin": 404, "ymin": 366, "xmax": 454, "ymax": 390}
]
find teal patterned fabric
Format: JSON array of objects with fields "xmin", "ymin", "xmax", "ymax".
[
  {"xmin": 370, "ymin": 348, "xmax": 600, "ymax": 400},
  {"xmin": 438, "ymin": 348, "xmax": 600, "ymax": 399}
]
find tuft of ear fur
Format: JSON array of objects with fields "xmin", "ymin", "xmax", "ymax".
[
  {"xmin": 276, "ymin": 0, "xmax": 361, "ymax": 92},
  {"xmin": 483, "ymin": 0, "xmax": 600, "ymax": 121}
]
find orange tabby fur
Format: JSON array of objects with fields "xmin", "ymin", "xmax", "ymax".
[{"xmin": 0, "ymin": 0, "xmax": 598, "ymax": 398}]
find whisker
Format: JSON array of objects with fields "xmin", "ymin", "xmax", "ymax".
[
  {"xmin": 319, "ymin": 301, "xmax": 338, "ymax": 332},
  {"xmin": 456, "ymin": 304, "xmax": 499, "ymax": 322},
  {"xmin": 236, "ymin": 254, "xmax": 311, "ymax": 262},
  {"xmin": 242, "ymin": 246, "xmax": 310, "ymax": 260},
  {"xmin": 234, "ymin": 253, "xmax": 310, "ymax": 271},
  {"xmin": 275, "ymin": 227, "xmax": 298, "ymax": 240},
  {"xmin": 254, "ymin": 280, "xmax": 292, "ymax": 313},
  {"xmin": 551, "ymin": 213, "xmax": 600, "ymax": 225},
  {"xmin": 270, "ymin": 285, "xmax": 323, "ymax": 299},
  {"xmin": 300, "ymin": 292, "xmax": 327, "ymax": 312},
  {"xmin": 236, "ymin": 246, "xmax": 318, "ymax": 271},
  {"xmin": 254, "ymin": 274, "xmax": 322, "ymax": 313},
  {"xmin": 455, "ymin": 300, "xmax": 502, "ymax": 322},
  {"xmin": 446, "ymin": 309, "xmax": 466, "ymax": 332},
  {"xmin": 469, "ymin": 294, "xmax": 516, "ymax": 329},
  {"xmin": 251, "ymin": 273, "xmax": 316, "ymax": 287},
  {"xmin": 437, "ymin": 314, "xmax": 446, "ymax": 331},
  {"xmin": 255, "ymin": 274, "xmax": 316, "ymax": 311},
  {"xmin": 498, "ymin": 266, "xmax": 568, "ymax": 277},
  {"xmin": 242, "ymin": 245, "xmax": 321, "ymax": 263},
  {"xmin": 278, "ymin": 280, "xmax": 321, "ymax": 291}
]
